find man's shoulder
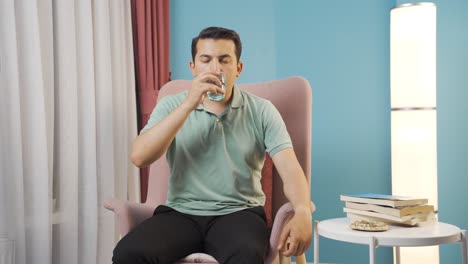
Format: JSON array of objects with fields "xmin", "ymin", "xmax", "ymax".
[{"xmin": 238, "ymin": 89, "xmax": 271, "ymax": 107}]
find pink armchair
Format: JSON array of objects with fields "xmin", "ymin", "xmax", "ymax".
[{"xmin": 104, "ymin": 76, "xmax": 315, "ymax": 264}]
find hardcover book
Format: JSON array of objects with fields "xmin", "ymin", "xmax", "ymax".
[
  {"xmin": 344, "ymin": 201, "xmax": 434, "ymax": 217},
  {"xmin": 346, "ymin": 211, "xmax": 437, "ymax": 226},
  {"xmin": 340, "ymin": 193, "xmax": 428, "ymax": 208}
]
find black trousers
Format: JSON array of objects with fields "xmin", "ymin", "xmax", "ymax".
[{"xmin": 113, "ymin": 205, "xmax": 269, "ymax": 264}]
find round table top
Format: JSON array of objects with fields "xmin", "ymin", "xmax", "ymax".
[{"xmin": 317, "ymin": 218, "xmax": 462, "ymax": 247}]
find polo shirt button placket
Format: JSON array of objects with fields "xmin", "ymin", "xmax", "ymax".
[{"xmin": 214, "ymin": 117, "xmax": 223, "ymax": 136}]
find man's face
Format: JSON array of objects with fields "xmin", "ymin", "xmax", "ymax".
[{"xmin": 190, "ymin": 38, "xmax": 243, "ymax": 95}]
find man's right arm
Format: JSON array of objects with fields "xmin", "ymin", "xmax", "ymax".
[
  {"xmin": 130, "ymin": 72, "xmax": 224, "ymax": 168},
  {"xmin": 130, "ymin": 101, "xmax": 194, "ymax": 168}
]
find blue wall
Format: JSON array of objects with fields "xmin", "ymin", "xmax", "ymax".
[
  {"xmin": 170, "ymin": 1, "xmax": 468, "ymax": 263},
  {"xmin": 170, "ymin": 0, "xmax": 277, "ymax": 82},
  {"xmin": 274, "ymin": 1, "xmax": 393, "ymax": 263}
]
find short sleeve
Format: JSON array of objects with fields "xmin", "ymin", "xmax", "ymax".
[
  {"xmin": 140, "ymin": 95, "xmax": 175, "ymax": 134},
  {"xmin": 262, "ymin": 101, "xmax": 293, "ymax": 157}
]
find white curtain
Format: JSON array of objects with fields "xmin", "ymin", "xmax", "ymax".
[{"xmin": 0, "ymin": 0, "xmax": 140, "ymax": 263}]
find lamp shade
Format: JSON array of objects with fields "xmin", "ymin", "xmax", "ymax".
[
  {"xmin": 391, "ymin": 3, "xmax": 438, "ymax": 264},
  {"xmin": 391, "ymin": 3, "xmax": 436, "ymax": 109},
  {"xmin": 391, "ymin": 110, "xmax": 438, "ymax": 201}
]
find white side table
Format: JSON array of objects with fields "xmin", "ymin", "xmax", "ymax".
[{"xmin": 313, "ymin": 218, "xmax": 468, "ymax": 264}]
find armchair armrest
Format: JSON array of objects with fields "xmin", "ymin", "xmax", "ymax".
[
  {"xmin": 265, "ymin": 201, "xmax": 316, "ymax": 264},
  {"xmin": 104, "ymin": 198, "xmax": 156, "ymax": 236}
]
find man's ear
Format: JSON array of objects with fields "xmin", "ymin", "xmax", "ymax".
[
  {"xmin": 236, "ymin": 61, "xmax": 244, "ymax": 77},
  {"xmin": 189, "ymin": 61, "xmax": 196, "ymax": 77}
]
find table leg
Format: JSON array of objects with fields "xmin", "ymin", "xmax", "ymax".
[
  {"xmin": 395, "ymin": 246, "xmax": 400, "ymax": 264},
  {"xmin": 314, "ymin": 221, "xmax": 319, "ymax": 264},
  {"xmin": 461, "ymin": 230, "xmax": 467, "ymax": 264},
  {"xmin": 369, "ymin": 236, "xmax": 377, "ymax": 264}
]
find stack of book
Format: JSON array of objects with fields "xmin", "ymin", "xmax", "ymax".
[{"xmin": 340, "ymin": 193, "xmax": 436, "ymax": 226}]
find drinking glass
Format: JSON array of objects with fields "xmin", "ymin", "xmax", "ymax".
[{"xmin": 207, "ymin": 71, "xmax": 226, "ymax": 102}]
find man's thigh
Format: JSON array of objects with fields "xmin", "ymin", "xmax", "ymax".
[
  {"xmin": 204, "ymin": 206, "xmax": 269, "ymax": 263},
  {"xmin": 113, "ymin": 205, "xmax": 203, "ymax": 264}
]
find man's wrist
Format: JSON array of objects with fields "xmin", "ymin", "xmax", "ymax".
[
  {"xmin": 293, "ymin": 205, "xmax": 311, "ymax": 215},
  {"xmin": 180, "ymin": 100, "xmax": 196, "ymax": 113}
]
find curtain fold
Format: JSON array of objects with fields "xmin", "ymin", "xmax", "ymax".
[
  {"xmin": 131, "ymin": 0, "xmax": 170, "ymax": 202},
  {"xmin": 0, "ymin": 1, "xmax": 139, "ymax": 263},
  {"xmin": 4, "ymin": 0, "xmax": 52, "ymax": 263},
  {"xmin": 75, "ymin": 0, "xmax": 98, "ymax": 261},
  {"xmin": 108, "ymin": 0, "xmax": 141, "ymax": 245},
  {"xmin": 53, "ymin": 1, "xmax": 80, "ymax": 262}
]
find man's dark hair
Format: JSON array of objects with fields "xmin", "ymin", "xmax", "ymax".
[{"xmin": 191, "ymin": 27, "xmax": 242, "ymax": 63}]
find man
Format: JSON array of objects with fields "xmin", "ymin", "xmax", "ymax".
[{"xmin": 113, "ymin": 26, "xmax": 312, "ymax": 264}]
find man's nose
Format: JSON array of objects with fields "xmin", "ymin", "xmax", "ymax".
[{"xmin": 209, "ymin": 61, "xmax": 222, "ymax": 73}]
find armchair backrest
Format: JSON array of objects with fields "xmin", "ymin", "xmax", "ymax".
[{"xmin": 146, "ymin": 76, "xmax": 312, "ymax": 217}]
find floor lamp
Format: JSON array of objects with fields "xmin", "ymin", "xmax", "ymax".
[{"xmin": 391, "ymin": 3, "xmax": 438, "ymax": 264}]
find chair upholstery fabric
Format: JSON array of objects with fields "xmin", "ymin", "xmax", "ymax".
[
  {"xmin": 104, "ymin": 76, "xmax": 314, "ymax": 264},
  {"xmin": 261, "ymin": 153, "xmax": 274, "ymax": 228}
]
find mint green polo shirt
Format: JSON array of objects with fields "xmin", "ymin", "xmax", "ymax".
[{"xmin": 141, "ymin": 86, "xmax": 292, "ymax": 216}]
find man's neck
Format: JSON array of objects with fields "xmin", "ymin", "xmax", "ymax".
[
  {"xmin": 202, "ymin": 98, "xmax": 229, "ymax": 116},
  {"xmin": 202, "ymin": 86, "xmax": 234, "ymax": 115}
]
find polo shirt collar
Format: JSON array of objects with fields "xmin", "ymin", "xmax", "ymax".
[
  {"xmin": 230, "ymin": 85, "xmax": 244, "ymax": 108},
  {"xmin": 195, "ymin": 85, "xmax": 244, "ymax": 110},
  {"xmin": 196, "ymin": 101, "xmax": 204, "ymax": 110}
]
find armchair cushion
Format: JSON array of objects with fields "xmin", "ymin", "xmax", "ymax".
[{"xmin": 103, "ymin": 198, "xmax": 155, "ymax": 236}]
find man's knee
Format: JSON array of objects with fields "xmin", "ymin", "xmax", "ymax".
[
  {"xmin": 221, "ymin": 240, "xmax": 267, "ymax": 264},
  {"xmin": 113, "ymin": 238, "xmax": 142, "ymax": 264},
  {"xmin": 112, "ymin": 237, "xmax": 163, "ymax": 264}
]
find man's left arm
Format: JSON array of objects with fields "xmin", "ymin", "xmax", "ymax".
[{"xmin": 272, "ymin": 147, "xmax": 312, "ymax": 257}]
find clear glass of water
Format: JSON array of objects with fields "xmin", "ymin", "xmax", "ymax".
[{"xmin": 207, "ymin": 71, "xmax": 226, "ymax": 102}]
